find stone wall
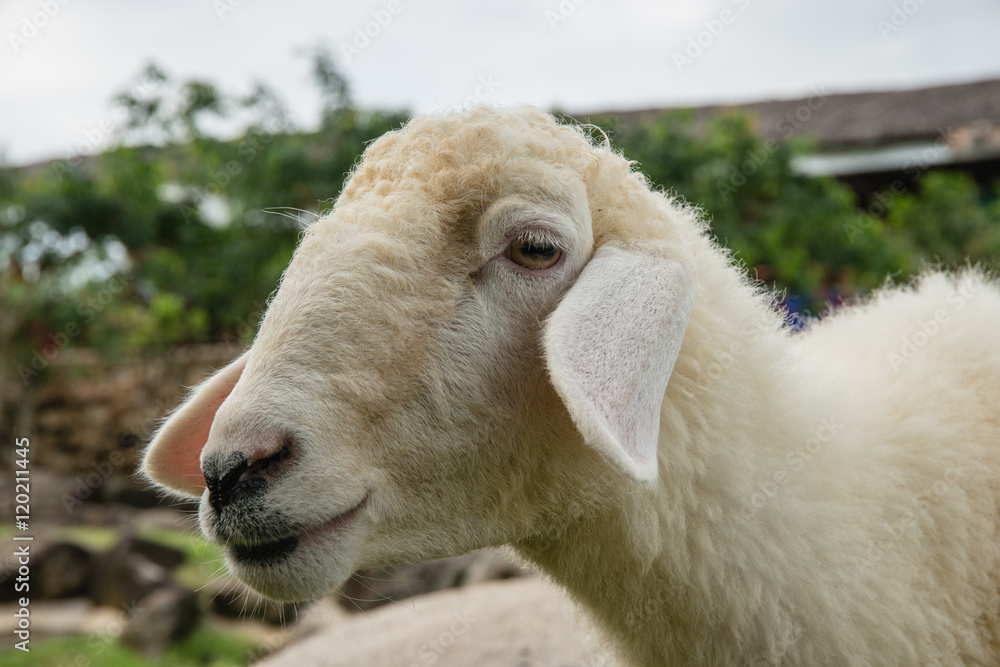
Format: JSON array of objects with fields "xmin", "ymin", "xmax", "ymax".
[{"xmin": 0, "ymin": 345, "xmax": 241, "ymax": 474}]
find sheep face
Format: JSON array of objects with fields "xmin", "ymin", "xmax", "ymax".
[
  {"xmin": 143, "ymin": 107, "xmax": 696, "ymax": 601},
  {"xmin": 232, "ymin": 169, "xmax": 594, "ymax": 600}
]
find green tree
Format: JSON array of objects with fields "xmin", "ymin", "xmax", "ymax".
[
  {"xmin": 886, "ymin": 171, "xmax": 1000, "ymax": 267},
  {"xmin": 584, "ymin": 110, "xmax": 909, "ymax": 310},
  {"xmin": 0, "ymin": 48, "xmax": 407, "ymax": 364},
  {"xmin": 2, "ymin": 56, "xmax": 998, "ymax": 366}
]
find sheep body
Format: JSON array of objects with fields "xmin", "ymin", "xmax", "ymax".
[
  {"xmin": 142, "ymin": 106, "xmax": 1000, "ymax": 666},
  {"xmin": 544, "ymin": 265, "xmax": 1000, "ymax": 665}
]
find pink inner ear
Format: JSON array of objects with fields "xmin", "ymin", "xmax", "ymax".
[
  {"xmin": 142, "ymin": 354, "xmax": 247, "ymax": 496},
  {"xmin": 161, "ymin": 393, "xmax": 237, "ymax": 491}
]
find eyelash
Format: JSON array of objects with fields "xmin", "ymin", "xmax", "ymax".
[{"xmin": 510, "ymin": 228, "xmax": 560, "ymax": 249}]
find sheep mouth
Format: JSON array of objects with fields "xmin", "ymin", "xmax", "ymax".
[
  {"xmin": 229, "ymin": 493, "xmax": 370, "ymax": 567},
  {"xmin": 232, "ymin": 534, "xmax": 298, "ymax": 566}
]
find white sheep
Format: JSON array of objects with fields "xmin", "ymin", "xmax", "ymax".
[{"xmin": 142, "ymin": 106, "xmax": 1000, "ymax": 666}]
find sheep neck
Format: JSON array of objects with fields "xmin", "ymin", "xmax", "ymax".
[{"xmin": 517, "ymin": 266, "xmax": 834, "ymax": 665}]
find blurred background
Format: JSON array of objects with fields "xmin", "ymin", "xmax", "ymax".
[{"xmin": 1, "ymin": 1, "xmax": 999, "ymax": 665}]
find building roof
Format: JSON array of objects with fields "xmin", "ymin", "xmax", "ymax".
[{"xmin": 610, "ymin": 77, "xmax": 1000, "ymax": 150}]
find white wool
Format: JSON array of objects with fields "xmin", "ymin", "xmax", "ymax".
[{"xmin": 143, "ymin": 106, "xmax": 1000, "ymax": 666}]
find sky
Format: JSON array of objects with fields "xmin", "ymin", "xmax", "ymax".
[{"xmin": 1, "ymin": 0, "xmax": 999, "ymax": 166}]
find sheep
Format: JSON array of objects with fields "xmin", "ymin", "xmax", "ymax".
[{"xmin": 142, "ymin": 105, "xmax": 1000, "ymax": 666}]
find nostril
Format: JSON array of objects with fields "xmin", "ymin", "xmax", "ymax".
[
  {"xmin": 218, "ymin": 458, "xmax": 248, "ymax": 502},
  {"xmin": 242, "ymin": 437, "xmax": 294, "ymax": 482},
  {"xmin": 204, "ymin": 452, "xmax": 249, "ymax": 515},
  {"xmin": 203, "ymin": 438, "xmax": 294, "ymax": 514}
]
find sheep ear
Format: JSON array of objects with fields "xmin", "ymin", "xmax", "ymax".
[
  {"xmin": 141, "ymin": 352, "xmax": 249, "ymax": 497},
  {"xmin": 544, "ymin": 246, "xmax": 694, "ymax": 483}
]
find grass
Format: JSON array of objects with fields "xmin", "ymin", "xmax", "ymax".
[
  {"xmin": 132, "ymin": 524, "xmax": 229, "ymax": 590},
  {"xmin": 0, "ymin": 626, "xmax": 260, "ymax": 667},
  {"xmin": 0, "ymin": 521, "xmax": 230, "ymax": 591}
]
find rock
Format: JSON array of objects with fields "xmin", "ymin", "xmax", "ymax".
[
  {"xmin": 121, "ymin": 585, "xmax": 201, "ymax": 656},
  {"xmin": 115, "ymin": 535, "xmax": 186, "ymax": 570},
  {"xmin": 338, "ymin": 548, "xmax": 527, "ymax": 612},
  {"xmin": 89, "ymin": 542, "xmax": 171, "ymax": 608},
  {"xmin": 208, "ymin": 576, "xmax": 300, "ymax": 625},
  {"xmin": 33, "ymin": 541, "xmax": 95, "ymax": 599},
  {"xmin": 255, "ymin": 577, "xmax": 607, "ymax": 667},
  {"xmin": 0, "ymin": 540, "xmax": 93, "ymax": 602},
  {"xmin": 102, "ymin": 475, "xmax": 165, "ymax": 509}
]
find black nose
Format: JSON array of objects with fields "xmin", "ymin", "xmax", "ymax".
[
  {"xmin": 202, "ymin": 439, "xmax": 294, "ymax": 513},
  {"xmin": 203, "ymin": 452, "xmax": 250, "ymax": 514}
]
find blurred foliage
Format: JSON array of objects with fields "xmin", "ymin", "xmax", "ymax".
[
  {"xmin": 0, "ymin": 626, "xmax": 259, "ymax": 667},
  {"xmin": 576, "ymin": 110, "xmax": 999, "ymax": 307},
  {"xmin": 0, "ymin": 50, "xmax": 408, "ymax": 369},
  {"xmin": 885, "ymin": 170, "xmax": 1000, "ymax": 266},
  {"xmin": 1, "ymin": 52, "xmax": 998, "ymax": 368},
  {"xmin": 41, "ymin": 522, "xmax": 228, "ymax": 591}
]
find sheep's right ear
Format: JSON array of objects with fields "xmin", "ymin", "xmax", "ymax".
[
  {"xmin": 141, "ymin": 352, "xmax": 249, "ymax": 497},
  {"xmin": 544, "ymin": 246, "xmax": 694, "ymax": 483}
]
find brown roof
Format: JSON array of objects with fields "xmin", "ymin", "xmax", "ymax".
[{"xmin": 607, "ymin": 78, "xmax": 1000, "ymax": 149}]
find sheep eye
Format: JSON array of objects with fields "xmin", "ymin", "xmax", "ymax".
[{"xmin": 509, "ymin": 236, "xmax": 562, "ymax": 270}]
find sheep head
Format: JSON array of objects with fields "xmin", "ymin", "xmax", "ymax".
[{"xmin": 142, "ymin": 106, "xmax": 696, "ymax": 601}]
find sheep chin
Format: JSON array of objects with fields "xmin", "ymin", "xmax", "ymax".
[{"xmin": 225, "ymin": 496, "xmax": 372, "ymax": 603}]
